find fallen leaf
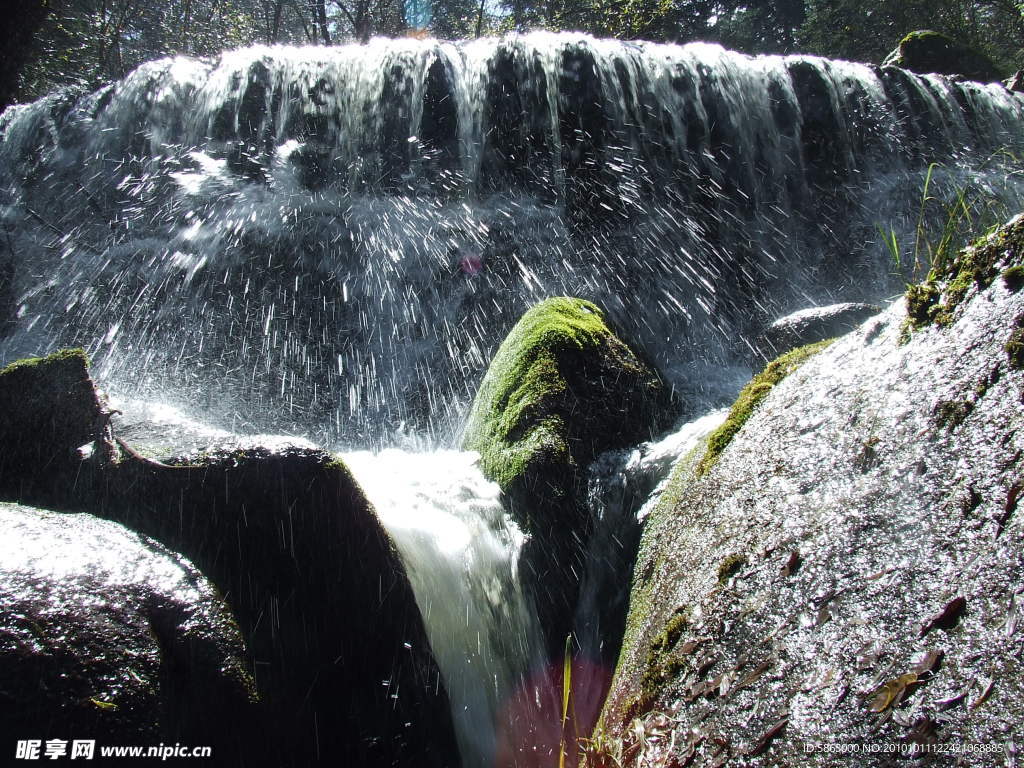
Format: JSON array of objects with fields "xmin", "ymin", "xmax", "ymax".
[
  {"xmin": 905, "ymin": 716, "xmax": 939, "ymax": 751},
  {"xmin": 1006, "ymin": 593, "xmax": 1021, "ymax": 638},
  {"xmin": 831, "ymin": 683, "xmax": 851, "ymax": 711},
  {"xmin": 934, "ymin": 690, "xmax": 968, "ymax": 711},
  {"xmin": 89, "ymin": 698, "xmax": 118, "ymax": 711},
  {"xmin": 855, "ymin": 643, "xmax": 882, "ymax": 670},
  {"xmin": 748, "ymin": 716, "xmax": 789, "ymax": 756},
  {"xmin": 913, "ymin": 649, "xmax": 945, "ymax": 677},
  {"xmin": 678, "ymin": 637, "xmax": 711, "ymax": 655},
  {"xmin": 919, "ymin": 596, "xmax": 967, "ymax": 638},
  {"xmin": 734, "ymin": 658, "xmax": 772, "ymax": 692},
  {"xmin": 869, "ymin": 673, "xmax": 919, "ymax": 713},
  {"xmin": 970, "ymin": 678, "xmax": 995, "ymax": 711},
  {"xmin": 998, "ymin": 482, "xmax": 1022, "ymax": 536}
]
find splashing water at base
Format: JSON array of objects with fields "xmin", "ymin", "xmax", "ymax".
[
  {"xmin": 575, "ymin": 410, "xmax": 730, "ymax": 662},
  {"xmin": 342, "ymin": 448, "xmax": 544, "ymax": 768}
]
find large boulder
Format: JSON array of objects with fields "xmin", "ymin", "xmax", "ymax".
[
  {"xmin": 105, "ymin": 443, "xmax": 460, "ymax": 768},
  {"xmin": 462, "ymin": 296, "xmax": 676, "ymax": 658},
  {"xmin": 883, "ymin": 30, "xmax": 1002, "ymax": 83},
  {"xmin": 0, "ymin": 354, "xmax": 461, "ymax": 768},
  {"xmin": 0, "ymin": 502, "xmax": 258, "ymax": 754},
  {"xmin": 596, "ymin": 215, "xmax": 1024, "ymax": 765}
]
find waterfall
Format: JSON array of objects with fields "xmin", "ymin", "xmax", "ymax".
[
  {"xmin": 1, "ymin": 34, "xmax": 1022, "ymax": 445},
  {"xmin": 574, "ymin": 410, "xmax": 729, "ymax": 664},
  {"xmin": 3, "ymin": 33, "xmax": 1024, "ymax": 767}
]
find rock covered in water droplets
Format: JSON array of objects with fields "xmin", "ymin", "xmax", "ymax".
[
  {"xmin": 0, "ymin": 354, "xmax": 462, "ymax": 768},
  {"xmin": 0, "ymin": 502, "xmax": 258, "ymax": 751},
  {"xmin": 98, "ymin": 443, "xmax": 462, "ymax": 768},
  {"xmin": 751, "ymin": 302, "xmax": 881, "ymax": 363},
  {"xmin": 600, "ymin": 214, "xmax": 1024, "ymax": 765},
  {"xmin": 883, "ymin": 30, "xmax": 1003, "ymax": 83}
]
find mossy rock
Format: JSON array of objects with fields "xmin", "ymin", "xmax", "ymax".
[
  {"xmin": 905, "ymin": 214, "xmax": 1024, "ymax": 332},
  {"xmin": 462, "ymin": 296, "xmax": 676, "ymax": 535},
  {"xmin": 883, "ymin": 30, "xmax": 1002, "ymax": 83},
  {"xmin": 0, "ymin": 349, "xmax": 111, "ymax": 500}
]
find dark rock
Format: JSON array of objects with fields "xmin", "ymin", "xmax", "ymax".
[
  {"xmin": 0, "ymin": 239, "xmax": 13, "ymax": 337},
  {"xmin": 883, "ymin": 30, "xmax": 1003, "ymax": 83},
  {"xmin": 0, "ymin": 502, "xmax": 258, "ymax": 755},
  {"xmin": 462, "ymin": 296, "xmax": 676, "ymax": 658},
  {"xmin": 1007, "ymin": 70, "xmax": 1024, "ymax": 93},
  {"xmin": 751, "ymin": 302, "xmax": 881, "ymax": 363},
  {"xmin": 0, "ymin": 349, "xmax": 113, "ymax": 504},
  {"xmin": 226, "ymin": 142, "xmax": 268, "ymax": 183},
  {"xmin": 95, "ymin": 444, "xmax": 461, "ymax": 768},
  {"xmin": 0, "ymin": 354, "xmax": 461, "ymax": 768},
  {"xmin": 599, "ymin": 214, "xmax": 1024, "ymax": 764}
]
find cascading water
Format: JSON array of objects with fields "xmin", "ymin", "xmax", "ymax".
[
  {"xmin": 574, "ymin": 410, "xmax": 729, "ymax": 664},
  {"xmin": 342, "ymin": 449, "xmax": 543, "ymax": 768},
  {"xmin": 3, "ymin": 32, "xmax": 1024, "ymax": 768},
  {"xmin": 1, "ymin": 34, "xmax": 1022, "ymax": 444}
]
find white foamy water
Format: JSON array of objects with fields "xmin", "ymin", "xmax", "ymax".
[{"xmin": 342, "ymin": 448, "xmax": 544, "ymax": 768}]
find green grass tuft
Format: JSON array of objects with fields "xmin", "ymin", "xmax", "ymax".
[
  {"xmin": 1006, "ymin": 327, "xmax": 1024, "ymax": 370},
  {"xmin": 904, "ymin": 216, "xmax": 1024, "ymax": 331}
]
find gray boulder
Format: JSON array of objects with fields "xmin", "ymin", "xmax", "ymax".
[
  {"xmin": 0, "ymin": 352, "xmax": 462, "ymax": 768},
  {"xmin": 883, "ymin": 30, "xmax": 1003, "ymax": 83},
  {"xmin": 751, "ymin": 302, "xmax": 880, "ymax": 363}
]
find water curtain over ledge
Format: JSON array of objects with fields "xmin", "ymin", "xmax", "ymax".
[{"xmin": 1, "ymin": 33, "xmax": 1022, "ymax": 447}]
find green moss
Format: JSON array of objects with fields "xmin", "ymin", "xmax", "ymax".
[
  {"xmin": 0, "ymin": 347, "xmax": 90, "ymax": 376},
  {"xmin": 463, "ymin": 298, "xmax": 624, "ymax": 491},
  {"xmin": 649, "ymin": 608, "xmax": 689, "ymax": 655},
  {"xmin": 717, "ymin": 553, "xmax": 748, "ymax": 585},
  {"xmin": 904, "ymin": 216, "xmax": 1024, "ymax": 331},
  {"xmin": 934, "ymin": 399, "xmax": 972, "ymax": 430},
  {"xmin": 1003, "ymin": 265, "xmax": 1024, "ymax": 291},
  {"xmin": 1006, "ymin": 328, "xmax": 1024, "ymax": 369},
  {"xmin": 695, "ymin": 339, "xmax": 833, "ymax": 476},
  {"xmin": 888, "ymin": 30, "xmax": 1002, "ymax": 81},
  {"xmin": 461, "ymin": 296, "xmax": 674, "ymax": 537}
]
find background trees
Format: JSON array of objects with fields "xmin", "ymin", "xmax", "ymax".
[{"xmin": 2, "ymin": 0, "xmax": 1022, "ymax": 109}]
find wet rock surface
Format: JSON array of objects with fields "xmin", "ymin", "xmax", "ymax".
[
  {"xmin": 599, "ymin": 220, "xmax": 1024, "ymax": 765},
  {"xmin": 99, "ymin": 443, "xmax": 460, "ymax": 768},
  {"xmin": 751, "ymin": 302, "xmax": 881, "ymax": 363},
  {"xmin": 0, "ymin": 349, "xmax": 111, "ymax": 504},
  {"xmin": 0, "ymin": 503, "xmax": 258, "ymax": 755}
]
